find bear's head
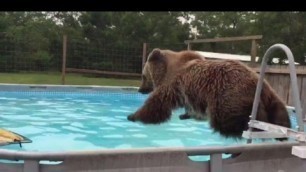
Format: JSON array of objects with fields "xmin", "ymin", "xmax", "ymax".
[
  {"xmin": 138, "ymin": 48, "xmax": 167, "ymax": 94},
  {"xmin": 138, "ymin": 48, "xmax": 205, "ymax": 94}
]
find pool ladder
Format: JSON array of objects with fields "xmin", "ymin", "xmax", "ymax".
[{"xmin": 242, "ymin": 44, "xmax": 306, "ymax": 143}]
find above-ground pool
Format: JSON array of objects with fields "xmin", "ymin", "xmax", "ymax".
[{"xmin": 0, "ymin": 85, "xmax": 299, "ymax": 161}]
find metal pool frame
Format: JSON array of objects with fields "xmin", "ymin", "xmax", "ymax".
[
  {"xmin": 0, "ymin": 142, "xmax": 304, "ymax": 172},
  {"xmin": 0, "ymin": 44, "xmax": 305, "ymax": 172}
]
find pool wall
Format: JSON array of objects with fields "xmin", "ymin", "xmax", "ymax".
[
  {"xmin": 0, "ymin": 83, "xmax": 139, "ymax": 93},
  {"xmin": 0, "ymin": 84, "xmax": 305, "ymax": 172},
  {"xmin": 0, "ymin": 142, "xmax": 304, "ymax": 172}
]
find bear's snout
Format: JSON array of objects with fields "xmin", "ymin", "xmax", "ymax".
[{"xmin": 138, "ymin": 87, "xmax": 153, "ymax": 94}]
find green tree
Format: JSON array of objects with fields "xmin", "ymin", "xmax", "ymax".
[
  {"xmin": 190, "ymin": 12, "xmax": 258, "ymax": 54},
  {"xmin": 255, "ymin": 12, "xmax": 306, "ymax": 64},
  {"xmin": 0, "ymin": 12, "xmax": 62, "ymax": 71},
  {"xmin": 76, "ymin": 12, "xmax": 191, "ymax": 73},
  {"xmin": 190, "ymin": 12, "xmax": 306, "ymax": 64}
]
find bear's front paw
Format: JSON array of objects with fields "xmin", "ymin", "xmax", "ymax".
[{"xmin": 127, "ymin": 114, "xmax": 137, "ymax": 122}]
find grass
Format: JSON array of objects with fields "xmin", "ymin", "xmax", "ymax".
[{"xmin": 0, "ymin": 72, "xmax": 141, "ymax": 87}]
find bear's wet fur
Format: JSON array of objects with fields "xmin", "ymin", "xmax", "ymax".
[
  {"xmin": 138, "ymin": 48, "xmax": 206, "ymax": 120},
  {"xmin": 128, "ymin": 53, "xmax": 291, "ymax": 139}
]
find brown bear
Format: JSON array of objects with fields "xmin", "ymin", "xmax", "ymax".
[
  {"xmin": 138, "ymin": 48, "xmax": 207, "ymax": 121},
  {"xmin": 128, "ymin": 51, "xmax": 291, "ymax": 139}
]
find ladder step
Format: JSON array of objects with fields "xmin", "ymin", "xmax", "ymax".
[
  {"xmin": 292, "ymin": 146, "xmax": 306, "ymax": 159},
  {"xmin": 247, "ymin": 120, "xmax": 306, "ymax": 142},
  {"xmin": 242, "ymin": 131, "xmax": 287, "ymax": 139}
]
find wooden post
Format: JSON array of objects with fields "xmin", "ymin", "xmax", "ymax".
[
  {"xmin": 187, "ymin": 43, "xmax": 191, "ymax": 50},
  {"xmin": 184, "ymin": 35, "xmax": 263, "ymax": 44},
  {"xmin": 211, "ymin": 42, "xmax": 216, "ymax": 52},
  {"xmin": 142, "ymin": 43, "xmax": 147, "ymax": 72},
  {"xmin": 250, "ymin": 39, "xmax": 257, "ymax": 66},
  {"xmin": 61, "ymin": 35, "xmax": 67, "ymax": 85}
]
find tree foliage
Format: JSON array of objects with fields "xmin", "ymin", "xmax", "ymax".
[
  {"xmin": 0, "ymin": 11, "xmax": 305, "ymax": 73},
  {"xmin": 192, "ymin": 12, "xmax": 306, "ymax": 64}
]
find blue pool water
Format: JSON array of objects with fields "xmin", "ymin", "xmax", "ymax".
[{"xmin": 0, "ymin": 89, "xmax": 298, "ymax": 161}]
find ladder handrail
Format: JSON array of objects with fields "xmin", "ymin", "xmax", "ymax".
[{"xmin": 247, "ymin": 44, "xmax": 304, "ymax": 143}]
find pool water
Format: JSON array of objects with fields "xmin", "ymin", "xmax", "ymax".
[{"xmin": 0, "ymin": 90, "xmax": 298, "ymax": 161}]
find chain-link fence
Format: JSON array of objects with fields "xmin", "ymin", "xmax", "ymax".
[
  {"xmin": 0, "ymin": 33, "xmax": 191, "ymax": 85},
  {"xmin": 66, "ymin": 38, "xmax": 143, "ymax": 74},
  {"xmin": 1, "ymin": 32, "xmax": 306, "ymax": 116},
  {"xmin": 0, "ymin": 33, "xmax": 62, "ymax": 73}
]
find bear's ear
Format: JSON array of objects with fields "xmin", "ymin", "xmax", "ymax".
[{"xmin": 147, "ymin": 48, "xmax": 163, "ymax": 62}]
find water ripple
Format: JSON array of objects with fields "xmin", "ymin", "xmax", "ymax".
[{"xmin": 0, "ymin": 91, "xmax": 247, "ymax": 154}]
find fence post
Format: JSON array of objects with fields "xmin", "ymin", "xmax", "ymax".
[
  {"xmin": 142, "ymin": 43, "xmax": 147, "ymax": 72},
  {"xmin": 61, "ymin": 35, "xmax": 67, "ymax": 85},
  {"xmin": 24, "ymin": 160, "xmax": 39, "ymax": 172},
  {"xmin": 250, "ymin": 39, "xmax": 257, "ymax": 66},
  {"xmin": 210, "ymin": 153, "xmax": 222, "ymax": 172},
  {"xmin": 187, "ymin": 43, "xmax": 192, "ymax": 50}
]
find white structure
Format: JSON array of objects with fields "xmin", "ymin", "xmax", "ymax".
[{"xmin": 196, "ymin": 51, "xmax": 300, "ymax": 65}]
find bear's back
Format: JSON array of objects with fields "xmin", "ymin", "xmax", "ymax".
[{"xmin": 163, "ymin": 50, "xmax": 205, "ymax": 81}]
